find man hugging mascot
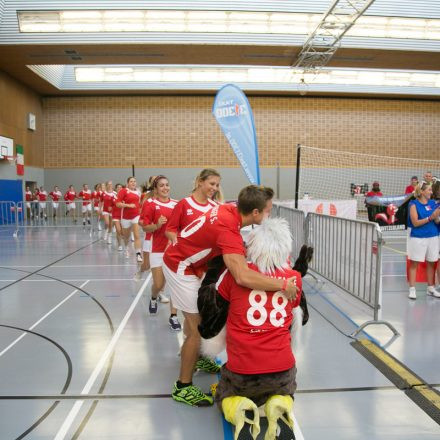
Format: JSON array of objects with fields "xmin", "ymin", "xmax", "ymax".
[{"xmin": 198, "ymin": 217, "xmax": 312, "ymax": 440}]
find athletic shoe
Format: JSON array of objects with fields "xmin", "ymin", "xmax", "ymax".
[
  {"xmin": 169, "ymin": 316, "xmax": 182, "ymax": 331},
  {"xmin": 149, "ymin": 298, "xmax": 158, "ymax": 314},
  {"xmin": 107, "ymin": 235, "xmax": 112, "ymax": 245},
  {"xmin": 427, "ymin": 286, "xmax": 440, "ymax": 298},
  {"xmin": 103, "ymin": 232, "xmax": 108, "ymax": 241},
  {"xmin": 136, "ymin": 252, "xmax": 143, "ymax": 263},
  {"xmin": 125, "ymin": 249, "xmax": 130, "ymax": 259},
  {"xmin": 172, "ymin": 382, "xmax": 213, "ymax": 407},
  {"xmin": 87, "ymin": 219, "xmax": 91, "ymax": 225},
  {"xmin": 408, "ymin": 287, "xmax": 417, "ymax": 300},
  {"xmin": 83, "ymin": 220, "xmax": 86, "ymax": 226},
  {"xmin": 118, "ymin": 245, "xmax": 123, "ymax": 251},
  {"xmin": 158, "ymin": 293, "xmax": 170, "ymax": 303},
  {"xmin": 133, "ymin": 271, "xmax": 142, "ymax": 281},
  {"xmin": 195, "ymin": 357, "xmax": 221, "ymax": 374},
  {"xmin": 98, "ymin": 223, "xmax": 102, "ymax": 231}
]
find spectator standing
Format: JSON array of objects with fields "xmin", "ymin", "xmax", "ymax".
[{"xmin": 405, "ymin": 176, "xmax": 418, "ymax": 194}]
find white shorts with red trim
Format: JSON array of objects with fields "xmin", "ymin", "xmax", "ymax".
[
  {"xmin": 82, "ymin": 204, "xmax": 92, "ymax": 213},
  {"xmin": 68, "ymin": 202, "xmax": 76, "ymax": 210},
  {"xmin": 150, "ymin": 252, "xmax": 164, "ymax": 268},
  {"xmin": 121, "ymin": 216, "xmax": 140, "ymax": 228},
  {"xmin": 163, "ymin": 263, "xmax": 201, "ymax": 314},
  {"xmin": 142, "ymin": 239, "xmax": 151, "ymax": 253},
  {"xmin": 39, "ymin": 202, "xmax": 46, "ymax": 209}
]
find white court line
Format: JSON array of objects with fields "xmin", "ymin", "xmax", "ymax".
[
  {"xmin": 54, "ymin": 273, "xmax": 152, "ymax": 440},
  {"xmin": 0, "ymin": 280, "xmax": 90, "ymax": 358}
]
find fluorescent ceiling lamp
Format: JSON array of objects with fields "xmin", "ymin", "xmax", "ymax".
[
  {"xmin": 17, "ymin": 10, "xmax": 440, "ymax": 41},
  {"xmin": 74, "ymin": 66, "xmax": 440, "ymax": 88}
]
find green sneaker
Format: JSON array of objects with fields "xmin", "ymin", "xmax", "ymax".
[
  {"xmin": 172, "ymin": 382, "xmax": 214, "ymax": 407},
  {"xmin": 195, "ymin": 356, "xmax": 221, "ymax": 374}
]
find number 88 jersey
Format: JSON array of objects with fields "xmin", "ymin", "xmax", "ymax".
[{"xmin": 216, "ymin": 263, "xmax": 302, "ymax": 375}]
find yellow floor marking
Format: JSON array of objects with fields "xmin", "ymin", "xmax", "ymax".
[
  {"xmin": 359, "ymin": 340, "xmax": 421, "ymax": 386},
  {"xmin": 413, "ymin": 385, "xmax": 440, "ymax": 408},
  {"xmin": 383, "ymin": 245, "xmax": 407, "ymax": 256}
]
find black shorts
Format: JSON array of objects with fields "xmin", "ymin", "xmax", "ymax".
[{"xmin": 215, "ymin": 364, "xmax": 297, "ymax": 408}]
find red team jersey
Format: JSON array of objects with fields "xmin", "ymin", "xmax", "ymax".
[
  {"xmin": 117, "ymin": 188, "xmax": 141, "ymax": 219},
  {"xmin": 111, "ymin": 191, "xmax": 122, "ymax": 219},
  {"xmin": 166, "ymin": 196, "xmax": 217, "ymax": 233},
  {"xmin": 217, "ymin": 264, "xmax": 302, "ymax": 375},
  {"xmin": 49, "ymin": 191, "xmax": 62, "ymax": 201},
  {"xmin": 64, "ymin": 191, "xmax": 76, "ymax": 202},
  {"xmin": 101, "ymin": 191, "xmax": 116, "ymax": 213},
  {"xmin": 141, "ymin": 198, "xmax": 153, "ymax": 241},
  {"xmin": 25, "ymin": 191, "xmax": 33, "ymax": 202},
  {"xmin": 78, "ymin": 190, "xmax": 92, "ymax": 205},
  {"xmin": 163, "ymin": 204, "xmax": 245, "ymax": 276},
  {"xmin": 37, "ymin": 191, "xmax": 47, "ymax": 201},
  {"xmin": 140, "ymin": 198, "xmax": 178, "ymax": 253},
  {"xmin": 92, "ymin": 190, "xmax": 102, "ymax": 207},
  {"xmin": 405, "ymin": 185, "xmax": 416, "ymax": 194}
]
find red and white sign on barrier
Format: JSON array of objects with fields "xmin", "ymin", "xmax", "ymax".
[{"xmin": 278, "ymin": 199, "xmax": 357, "ymax": 219}]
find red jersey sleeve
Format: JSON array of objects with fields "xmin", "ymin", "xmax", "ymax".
[
  {"xmin": 64, "ymin": 192, "xmax": 68, "ymax": 201},
  {"xmin": 166, "ymin": 199, "xmax": 185, "ymax": 234},
  {"xmin": 216, "ymin": 269, "xmax": 234, "ymax": 301},
  {"xmin": 116, "ymin": 188, "xmax": 126, "ymax": 204},
  {"xmin": 290, "ymin": 270, "xmax": 303, "ymax": 308}
]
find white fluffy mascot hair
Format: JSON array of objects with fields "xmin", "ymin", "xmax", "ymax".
[{"xmin": 201, "ymin": 217, "xmax": 303, "ymax": 358}]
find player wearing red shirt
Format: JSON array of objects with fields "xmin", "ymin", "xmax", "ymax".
[
  {"xmin": 64, "ymin": 185, "xmax": 77, "ymax": 222},
  {"xmin": 165, "ymin": 185, "xmax": 299, "ymax": 408},
  {"xmin": 49, "ymin": 186, "xmax": 62, "ymax": 219},
  {"xmin": 37, "ymin": 186, "xmax": 48, "ymax": 220},
  {"xmin": 25, "ymin": 186, "xmax": 33, "ymax": 219},
  {"xmin": 139, "ymin": 176, "xmax": 180, "ymax": 329},
  {"xmin": 366, "ymin": 181, "xmax": 383, "ymax": 197},
  {"xmin": 92, "ymin": 183, "xmax": 104, "ymax": 231},
  {"xmin": 111, "ymin": 183, "xmax": 124, "ymax": 251},
  {"xmin": 78, "ymin": 184, "xmax": 92, "ymax": 226},
  {"xmin": 405, "ymin": 176, "xmax": 418, "ymax": 194},
  {"xmin": 101, "ymin": 181, "xmax": 116, "ymax": 243},
  {"xmin": 116, "ymin": 177, "xmax": 142, "ymax": 261},
  {"xmin": 165, "ymin": 168, "xmax": 220, "ymax": 245},
  {"xmin": 211, "ymin": 218, "xmax": 301, "ymax": 439}
]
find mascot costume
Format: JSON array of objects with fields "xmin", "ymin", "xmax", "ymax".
[{"xmin": 197, "ymin": 217, "xmax": 313, "ymax": 440}]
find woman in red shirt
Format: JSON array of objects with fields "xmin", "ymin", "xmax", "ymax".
[
  {"xmin": 111, "ymin": 183, "xmax": 124, "ymax": 251},
  {"xmin": 101, "ymin": 181, "xmax": 116, "ymax": 243},
  {"xmin": 116, "ymin": 176, "xmax": 142, "ymax": 261},
  {"xmin": 139, "ymin": 176, "xmax": 180, "ymax": 329}
]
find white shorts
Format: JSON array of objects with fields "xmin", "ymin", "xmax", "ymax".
[
  {"xmin": 121, "ymin": 216, "xmax": 140, "ymax": 229},
  {"xmin": 26, "ymin": 202, "xmax": 31, "ymax": 209},
  {"xmin": 52, "ymin": 202, "xmax": 59, "ymax": 209},
  {"xmin": 407, "ymin": 236, "xmax": 439, "ymax": 262},
  {"xmin": 150, "ymin": 252, "xmax": 164, "ymax": 268},
  {"xmin": 102, "ymin": 211, "xmax": 111, "ymax": 217},
  {"xmin": 94, "ymin": 206, "xmax": 100, "ymax": 212},
  {"xmin": 68, "ymin": 202, "xmax": 76, "ymax": 210},
  {"xmin": 142, "ymin": 240, "xmax": 151, "ymax": 253},
  {"xmin": 82, "ymin": 204, "xmax": 92, "ymax": 213},
  {"xmin": 39, "ymin": 202, "xmax": 46, "ymax": 209},
  {"xmin": 163, "ymin": 263, "xmax": 201, "ymax": 314}
]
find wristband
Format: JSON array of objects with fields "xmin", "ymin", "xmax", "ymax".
[{"xmin": 281, "ymin": 278, "xmax": 288, "ymax": 292}]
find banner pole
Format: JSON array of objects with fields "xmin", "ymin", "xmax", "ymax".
[
  {"xmin": 295, "ymin": 144, "xmax": 301, "ymax": 209},
  {"xmin": 276, "ymin": 162, "xmax": 280, "ymax": 199}
]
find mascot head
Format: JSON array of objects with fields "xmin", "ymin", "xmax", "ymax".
[{"xmin": 246, "ymin": 217, "xmax": 292, "ymax": 275}]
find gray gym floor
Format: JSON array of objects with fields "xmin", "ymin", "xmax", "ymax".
[{"xmin": 0, "ymin": 226, "xmax": 439, "ymax": 439}]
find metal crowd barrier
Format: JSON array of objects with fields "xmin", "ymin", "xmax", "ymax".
[
  {"xmin": 273, "ymin": 203, "xmax": 306, "ymax": 262},
  {"xmin": 276, "ymin": 205, "xmax": 399, "ymax": 338},
  {"xmin": 0, "ymin": 201, "xmax": 20, "ymax": 237},
  {"xmin": 16, "ymin": 200, "xmax": 96, "ymax": 234}
]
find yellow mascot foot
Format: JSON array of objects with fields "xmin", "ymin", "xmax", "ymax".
[
  {"xmin": 222, "ymin": 396, "xmax": 261, "ymax": 440},
  {"xmin": 264, "ymin": 395, "xmax": 294, "ymax": 440}
]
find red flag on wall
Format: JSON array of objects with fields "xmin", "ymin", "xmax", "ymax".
[{"xmin": 16, "ymin": 144, "xmax": 24, "ymax": 175}]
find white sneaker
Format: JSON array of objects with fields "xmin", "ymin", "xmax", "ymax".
[
  {"xmin": 427, "ymin": 286, "xmax": 440, "ymax": 298},
  {"xmin": 98, "ymin": 223, "xmax": 102, "ymax": 231},
  {"xmin": 158, "ymin": 293, "xmax": 170, "ymax": 303},
  {"xmin": 125, "ymin": 249, "xmax": 130, "ymax": 259},
  {"xmin": 133, "ymin": 271, "xmax": 142, "ymax": 281},
  {"xmin": 103, "ymin": 232, "xmax": 108, "ymax": 241},
  {"xmin": 136, "ymin": 252, "xmax": 143, "ymax": 263},
  {"xmin": 107, "ymin": 235, "xmax": 112, "ymax": 244},
  {"xmin": 118, "ymin": 245, "xmax": 123, "ymax": 251},
  {"xmin": 408, "ymin": 287, "xmax": 417, "ymax": 300}
]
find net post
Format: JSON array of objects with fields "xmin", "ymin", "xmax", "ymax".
[{"xmin": 295, "ymin": 144, "xmax": 301, "ymax": 209}]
